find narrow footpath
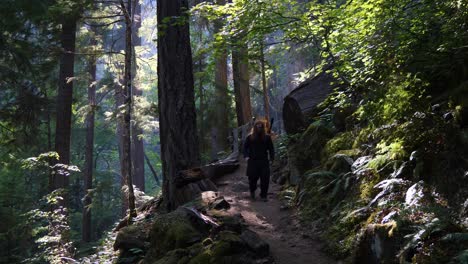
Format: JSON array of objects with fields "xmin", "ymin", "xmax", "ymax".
[{"xmin": 215, "ymin": 161, "xmax": 337, "ymax": 264}]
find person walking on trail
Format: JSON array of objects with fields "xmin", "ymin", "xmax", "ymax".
[{"xmin": 243, "ymin": 120, "xmax": 275, "ymax": 202}]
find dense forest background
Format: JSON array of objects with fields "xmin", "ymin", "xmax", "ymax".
[{"xmin": 0, "ymin": 0, "xmax": 467, "ymax": 263}]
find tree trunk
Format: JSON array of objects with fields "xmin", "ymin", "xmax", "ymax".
[
  {"xmin": 213, "ymin": 0, "xmax": 230, "ymax": 152},
  {"xmin": 120, "ymin": 0, "xmax": 136, "ymax": 219},
  {"xmin": 232, "ymin": 38, "xmax": 252, "ymax": 127},
  {"xmin": 131, "ymin": 1, "xmax": 145, "ymax": 192},
  {"xmin": 82, "ymin": 32, "xmax": 97, "ymax": 242},
  {"xmin": 115, "ymin": 81, "xmax": 127, "ymax": 217},
  {"xmin": 54, "ymin": 18, "xmax": 77, "ymax": 192},
  {"xmin": 260, "ymin": 41, "xmax": 270, "ymax": 121},
  {"xmin": 157, "ymin": 0, "xmax": 200, "ymax": 211}
]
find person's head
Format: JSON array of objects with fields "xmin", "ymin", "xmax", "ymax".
[{"xmin": 251, "ymin": 119, "xmax": 267, "ymax": 140}]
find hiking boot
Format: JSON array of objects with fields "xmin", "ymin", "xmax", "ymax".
[{"xmin": 250, "ymin": 191, "xmax": 256, "ymax": 200}]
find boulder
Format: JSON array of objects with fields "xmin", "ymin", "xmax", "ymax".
[
  {"xmin": 351, "ymin": 156, "xmax": 373, "ymax": 173},
  {"xmin": 354, "ymin": 222, "xmax": 400, "ymax": 264},
  {"xmin": 240, "ymin": 229, "xmax": 269, "ymax": 257},
  {"xmin": 405, "ymin": 181, "xmax": 425, "ymax": 208},
  {"xmin": 210, "ymin": 197, "xmax": 231, "ymax": 210},
  {"xmin": 369, "ymin": 179, "xmax": 411, "ymax": 207},
  {"xmin": 190, "ymin": 231, "xmax": 252, "ymax": 264},
  {"xmin": 114, "ymin": 224, "xmax": 150, "ymax": 251},
  {"xmin": 145, "ymin": 207, "xmax": 212, "ymax": 261},
  {"xmin": 325, "ymin": 154, "xmax": 353, "ymax": 175}
]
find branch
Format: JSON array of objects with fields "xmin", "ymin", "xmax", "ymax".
[
  {"xmin": 83, "ymin": 14, "xmax": 123, "ymax": 19},
  {"xmin": 83, "ymin": 19, "xmax": 124, "ymax": 27}
]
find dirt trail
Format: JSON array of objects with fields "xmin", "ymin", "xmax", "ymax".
[{"xmin": 216, "ymin": 161, "xmax": 337, "ymax": 264}]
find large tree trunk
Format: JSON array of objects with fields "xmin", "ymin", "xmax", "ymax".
[
  {"xmin": 131, "ymin": 1, "xmax": 145, "ymax": 192},
  {"xmin": 82, "ymin": 33, "xmax": 97, "ymax": 242},
  {"xmin": 232, "ymin": 39, "xmax": 252, "ymax": 127},
  {"xmin": 157, "ymin": 0, "xmax": 200, "ymax": 211},
  {"xmin": 213, "ymin": 0, "xmax": 230, "ymax": 153},
  {"xmin": 120, "ymin": 0, "xmax": 136, "ymax": 219},
  {"xmin": 54, "ymin": 18, "xmax": 77, "ymax": 192}
]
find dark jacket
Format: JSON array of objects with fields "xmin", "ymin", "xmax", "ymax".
[{"xmin": 243, "ymin": 134, "xmax": 275, "ymax": 161}]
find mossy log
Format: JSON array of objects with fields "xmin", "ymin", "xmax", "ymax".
[{"xmin": 283, "ymin": 70, "xmax": 338, "ymax": 134}]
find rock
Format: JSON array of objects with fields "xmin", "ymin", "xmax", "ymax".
[
  {"xmin": 215, "ymin": 214, "xmax": 245, "ymax": 233},
  {"xmin": 240, "ymin": 229, "xmax": 270, "ymax": 257},
  {"xmin": 354, "ymin": 222, "xmax": 399, "ymax": 264},
  {"xmin": 391, "ymin": 161, "xmax": 414, "ymax": 179},
  {"xmin": 325, "ymin": 154, "xmax": 354, "ymax": 175},
  {"xmin": 381, "ymin": 211, "xmax": 398, "ymax": 224},
  {"xmin": 152, "ymin": 248, "xmax": 190, "ymax": 264},
  {"xmin": 209, "ymin": 231, "xmax": 247, "ymax": 261},
  {"xmin": 351, "ymin": 156, "xmax": 373, "ymax": 173},
  {"xmin": 114, "ymin": 224, "xmax": 149, "ymax": 251},
  {"xmin": 343, "ymin": 207, "xmax": 371, "ymax": 224},
  {"xmin": 431, "ymin": 104, "xmax": 441, "ymax": 113},
  {"xmin": 210, "ymin": 197, "xmax": 230, "ymax": 210},
  {"xmin": 370, "ymin": 179, "xmax": 410, "ymax": 207},
  {"xmin": 443, "ymin": 112, "xmax": 454, "ymax": 121},
  {"xmin": 405, "ymin": 181, "xmax": 425, "ymax": 207},
  {"xmin": 145, "ymin": 207, "xmax": 211, "ymax": 261},
  {"xmin": 409, "ymin": 150, "xmax": 420, "ymax": 163}
]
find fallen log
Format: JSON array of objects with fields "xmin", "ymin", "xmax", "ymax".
[{"xmin": 283, "ymin": 70, "xmax": 339, "ymax": 134}]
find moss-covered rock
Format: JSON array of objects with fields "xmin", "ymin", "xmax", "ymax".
[
  {"xmin": 189, "ymin": 231, "xmax": 252, "ymax": 264},
  {"xmin": 287, "ymin": 122, "xmax": 334, "ymax": 185},
  {"xmin": 322, "ymin": 131, "xmax": 355, "ymax": 161},
  {"xmin": 354, "ymin": 222, "xmax": 401, "ymax": 264},
  {"xmin": 145, "ymin": 208, "xmax": 211, "ymax": 262},
  {"xmin": 324, "ymin": 154, "xmax": 354, "ymax": 175}
]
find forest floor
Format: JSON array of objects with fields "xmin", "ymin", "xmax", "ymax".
[{"xmin": 215, "ymin": 161, "xmax": 338, "ymax": 264}]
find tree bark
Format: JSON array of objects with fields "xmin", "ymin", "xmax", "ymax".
[
  {"xmin": 82, "ymin": 31, "xmax": 97, "ymax": 242},
  {"xmin": 260, "ymin": 40, "xmax": 270, "ymax": 121},
  {"xmin": 157, "ymin": 0, "xmax": 200, "ymax": 211},
  {"xmin": 120, "ymin": 0, "xmax": 136, "ymax": 219},
  {"xmin": 232, "ymin": 38, "xmax": 252, "ymax": 127},
  {"xmin": 54, "ymin": 18, "xmax": 77, "ymax": 192},
  {"xmin": 213, "ymin": 0, "xmax": 230, "ymax": 152},
  {"xmin": 131, "ymin": 1, "xmax": 145, "ymax": 192}
]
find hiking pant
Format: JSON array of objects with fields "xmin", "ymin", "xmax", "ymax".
[{"xmin": 247, "ymin": 159, "xmax": 270, "ymax": 198}]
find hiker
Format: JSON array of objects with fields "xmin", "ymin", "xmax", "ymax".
[{"xmin": 243, "ymin": 119, "xmax": 275, "ymax": 201}]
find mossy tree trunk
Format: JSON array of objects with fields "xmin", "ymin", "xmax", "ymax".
[
  {"xmin": 157, "ymin": 0, "xmax": 200, "ymax": 211},
  {"xmin": 82, "ymin": 25, "xmax": 97, "ymax": 242},
  {"xmin": 213, "ymin": 0, "xmax": 230, "ymax": 152},
  {"xmin": 120, "ymin": 0, "xmax": 136, "ymax": 219},
  {"xmin": 131, "ymin": 1, "xmax": 145, "ymax": 192}
]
